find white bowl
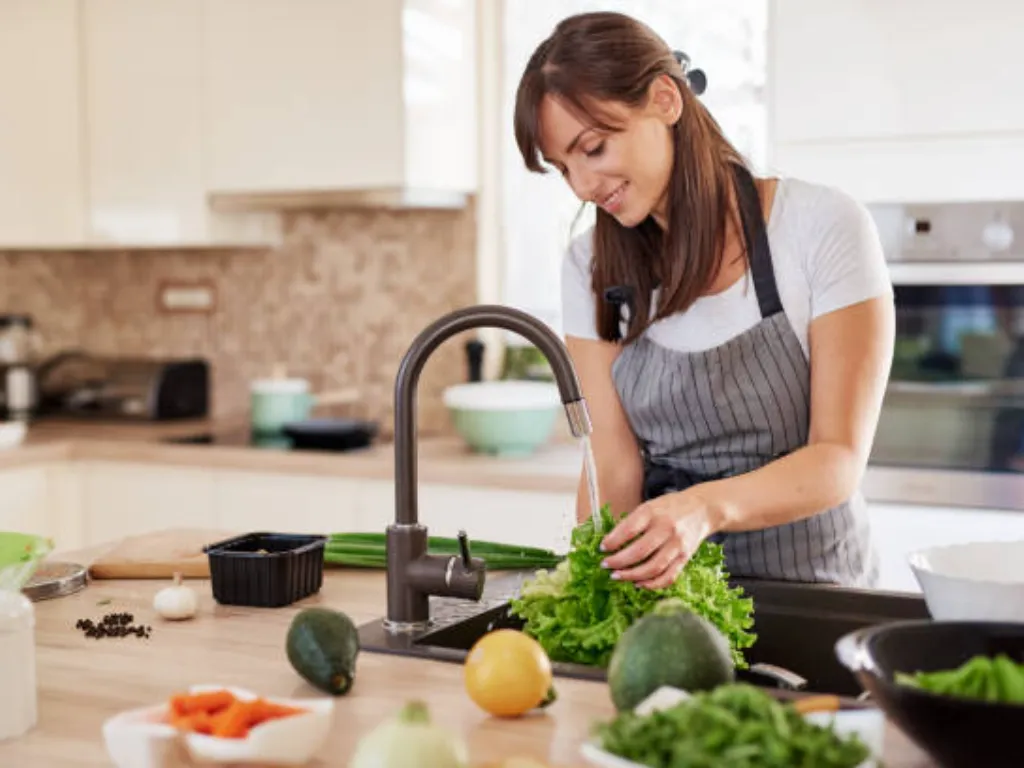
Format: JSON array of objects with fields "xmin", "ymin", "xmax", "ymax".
[
  {"xmin": 0, "ymin": 421, "xmax": 26, "ymax": 450},
  {"xmin": 579, "ymin": 686, "xmax": 885, "ymax": 768},
  {"xmin": 102, "ymin": 684, "xmax": 334, "ymax": 768},
  {"xmin": 442, "ymin": 380, "xmax": 561, "ymax": 411},
  {"xmin": 908, "ymin": 539, "xmax": 1024, "ymax": 621}
]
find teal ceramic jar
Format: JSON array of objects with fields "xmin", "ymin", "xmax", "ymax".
[{"xmin": 250, "ymin": 378, "xmax": 312, "ymax": 435}]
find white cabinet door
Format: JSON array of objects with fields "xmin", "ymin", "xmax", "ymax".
[
  {"xmin": 0, "ymin": 465, "xmax": 51, "ymax": 537},
  {"xmin": 771, "ymin": 0, "xmax": 1023, "ymax": 144},
  {"xmin": 868, "ymin": 502, "xmax": 1024, "ymax": 593},
  {"xmin": 213, "ymin": 470, "xmax": 365, "ymax": 535},
  {"xmin": 357, "ymin": 479, "xmax": 575, "ymax": 553},
  {"xmin": 80, "ymin": 462, "xmax": 217, "ymax": 547},
  {"xmin": 201, "ymin": 0, "xmax": 476, "ymax": 201},
  {"xmin": 202, "ymin": 0, "xmax": 406, "ymax": 194},
  {"xmin": 0, "ymin": 1, "xmax": 84, "ymax": 247},
  {"xmin": 79, "ymin": 0, "xmax": 279, "ymax": 247},
  {"xmin": 768, "ymin": 0, "xmax": 1024, "ymax": 202}
]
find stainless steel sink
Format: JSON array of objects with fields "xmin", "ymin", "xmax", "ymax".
[{"xmin": 356, "ymin": 572, "xmax": 931, "ymax": 697}]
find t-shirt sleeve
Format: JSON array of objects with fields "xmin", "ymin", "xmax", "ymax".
[
  {"xmin": 560, "ymin": 229, "xmax": 600, "ymax": 340},
  {"xmin": 805, "ymin": 187, "xmax": 893, "ymax": 319}
]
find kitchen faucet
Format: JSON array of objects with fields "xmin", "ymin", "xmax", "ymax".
[{"xmin": 385, "ymin": 305, "xmax": 593, "ymax": 632}]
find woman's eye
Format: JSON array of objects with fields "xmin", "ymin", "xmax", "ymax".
[{"xmin": 584, "ymin": 142, "xmax": 605, "ymax": 158}]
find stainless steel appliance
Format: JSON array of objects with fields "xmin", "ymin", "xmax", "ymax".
[
  {"xmin": 35, "ymin": 351, "xmax": 209, "ymax": 421},
  {"xmin": 0, "ymin": 314, "xmax": 41, "ymax": 421},
  {"xmin": 864, "ymin": 197, "xmax": 1024, "ymax": 510}
]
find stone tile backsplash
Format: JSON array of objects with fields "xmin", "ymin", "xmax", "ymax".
[{"xmin": 0, "ymin": 202, "xmax": 478, "ymax": 435}]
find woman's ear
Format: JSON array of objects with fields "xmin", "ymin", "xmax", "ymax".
[{"xmin": 647, "ymin": 74, "xmax": 683, "ymax": 125}]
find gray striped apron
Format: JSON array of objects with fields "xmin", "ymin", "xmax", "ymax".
[{"xmin": 608, "ymin": 165, "xmax": 878, "ymax": 587}]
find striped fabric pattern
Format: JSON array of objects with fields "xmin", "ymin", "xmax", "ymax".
[{"xmin": 609, "ymin": 163, "xmax": 878, "ymax": 588}]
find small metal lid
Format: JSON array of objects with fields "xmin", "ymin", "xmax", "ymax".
[{"xmin": 22, "ymin": 561, "xmax": 88, "ymax": 601}]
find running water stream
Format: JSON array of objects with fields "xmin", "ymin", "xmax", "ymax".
[{"xmin": 581, "ymin": 435, "xmax": 603, "ymax": 531}]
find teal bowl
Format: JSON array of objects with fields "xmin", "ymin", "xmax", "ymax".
[{"xmin": 442, "ymin": 381, "xmax": 561, "ymax": 457}]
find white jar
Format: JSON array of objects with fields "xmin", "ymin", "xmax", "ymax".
[{"xmin": 0, "ymin": 589, "xmax": 37, "ymax": 741}]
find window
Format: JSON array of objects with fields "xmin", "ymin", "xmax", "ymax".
[{"xmin": 498, "ymin": 1, "xmax": 768, "ymax": 335}]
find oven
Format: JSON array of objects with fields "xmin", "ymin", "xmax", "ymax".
[{"xmin": 863, "ymin": 202, "xmax": 1024, "ymax": 510}]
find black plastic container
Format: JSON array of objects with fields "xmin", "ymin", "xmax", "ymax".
[
  {"xmin": 203, "ymin": 532, "xmax": 327, "ymax": 608},
  {"xmin": 836, "ymin": 620, "xmax": 1024, "ymax": 768}
]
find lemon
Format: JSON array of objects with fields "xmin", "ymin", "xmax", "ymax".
[{"xmin": 464, "ymin": 629, "xmax": 553, "ymax": 718}]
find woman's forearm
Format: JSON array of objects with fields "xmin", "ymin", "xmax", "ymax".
[{"xmin": 700, "ymin": 442, "xmax": 865, "ymax": 533}]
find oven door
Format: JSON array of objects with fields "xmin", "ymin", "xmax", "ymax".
[{"xmin": 866, "ymin": 281, "xmax": 1024, "ymax": 510}]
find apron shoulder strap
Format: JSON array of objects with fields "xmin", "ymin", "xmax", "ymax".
[{"xmin": 733, "ymin": 165, "xmax": 783, "ymax": 319}]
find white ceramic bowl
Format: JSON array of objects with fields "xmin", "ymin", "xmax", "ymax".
[
  {"xmin": 442, "ymin": 380, "xmax": 562, "ymax": 456},
  {"xmin": 0, "ymin": 421, "xmax": 26, "ymax": 451},
  {"xmin": 579, "ymin": 686, "xmax": 884, "ymax": 768},
  {"xmin": 908, "ymin": 540, "xmax": 1024, "ymax": 621},
  {"xmin": 102, "ymin": 684, "xmax": 334, "ymax": 768}
]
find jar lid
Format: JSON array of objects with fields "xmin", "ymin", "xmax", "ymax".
[
  {"xmin": 250, "ymin": 378, "xmax": 310, "ymax": 395},
  {"xmin": 22, "ymin": 561, "xmax": 88, "ymax": 601}
]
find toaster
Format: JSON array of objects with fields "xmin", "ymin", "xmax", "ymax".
[{"xmin": 36, "ymin": 351, "xmax": 210, "ymax": 421}]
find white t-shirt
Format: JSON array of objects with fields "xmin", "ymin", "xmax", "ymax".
[{"xmin": 561, "ymin": 176, "xmax": 893, "ymax": 358}]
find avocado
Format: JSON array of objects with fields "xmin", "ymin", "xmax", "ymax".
[
  {"xmin": 607, "ymin": 607, "xmax": 735, "ymax": 712},
  {"xmin": 286, "ymin": 607, "xmax": 360, "ymax": 695}
]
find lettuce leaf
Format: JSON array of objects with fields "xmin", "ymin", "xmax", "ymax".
[{"xmin": 509, "ymin": 504, "xmax": 756, "ymax": 668}]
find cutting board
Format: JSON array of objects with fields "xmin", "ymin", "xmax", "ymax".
[{"xmin": 87, "ymin": 528, "xmax": 237, "ymax": 580}]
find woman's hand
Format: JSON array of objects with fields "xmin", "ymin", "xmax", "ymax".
[{"xmin": 598, "ymin": 489, "xmax": 723, "ymax": 589}]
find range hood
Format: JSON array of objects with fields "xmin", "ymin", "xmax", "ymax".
[
  {"xmin": 199, "ymin": 0, "xmax": 478, "ymax": 214},
  {"xmin": 208, "ymin": 187, "xmax": 469, "ymax": 213}
]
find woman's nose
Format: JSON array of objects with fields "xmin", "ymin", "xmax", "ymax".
[{"xmin": 570, "ymin": 166, "xmax": 600, "ymax": 203}]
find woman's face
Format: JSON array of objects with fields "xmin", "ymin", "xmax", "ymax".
[{"xmin": 536, "ymin": 77, "xmax": 681, "ymax": 228}]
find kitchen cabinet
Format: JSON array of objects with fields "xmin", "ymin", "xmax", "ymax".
[
  {"xmin": 768, "ymin": 0, "xmax": 1024, "ymax": 202},
  {"xmin": 80, "ymin": 0, "xmax": 278, "ymax": 247},
  {"xmin": 0, "ymin": 464, "xmax": 52, "ymax": 537},
  {"xmin": 357, "ymin": 479, "xmax": 576, "ymax": 552},
  {"xmin": 868, "ymin": 501, "xmax": 1024, "ymax": 593},
  {"xmin": 212, "ymin": 469, "xmax": 365, "ymax": 534},
  {"xmin": 201, "ymin": 0, "xmax": 477, "ymax": 210},
  {"xmin": 0, "ymin": 1, "xmax": 85, "ymax": 248},
  {"xmin": 79, "ymin": 462, "xmax": 217, "ymax": 547}
]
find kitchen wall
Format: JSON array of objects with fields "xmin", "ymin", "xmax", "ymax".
[{"xmin": 0, "ymin": 202, "xmax": 478, "ymax": 435}]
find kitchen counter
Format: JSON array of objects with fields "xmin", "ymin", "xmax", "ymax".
[
  {"xmin": 0, "ymin": 417, "xmax": 584, "ymax": 494},
  {"xmin": 0, "ymin": 562, "xmax": 936, "ymax": 766}
]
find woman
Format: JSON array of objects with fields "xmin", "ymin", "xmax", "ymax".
[{"xmin": 513, "ymin": 12, "xmax": 894, "ymax": 589}]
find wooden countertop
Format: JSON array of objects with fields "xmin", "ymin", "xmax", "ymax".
[
  {"xmin": 0, "ymin": 565, "xmax": 935, "ymax": 767},
  {"xmin": 0, "ymin": 417, "xmax": 583, "ymax": 494}
]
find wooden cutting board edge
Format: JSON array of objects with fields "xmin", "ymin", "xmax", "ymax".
[{"xmin": 87, "ymin": 560, "xmax": 211, "ymax": 580}]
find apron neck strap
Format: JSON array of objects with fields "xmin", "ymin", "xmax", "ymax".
[{"xmin": 732, "ymin": 164, "xmax": 783, "ymax": 319}]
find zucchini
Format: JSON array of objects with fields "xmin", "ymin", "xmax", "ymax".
[{"xmin": 286, "ymin": 607, "xmax": 360, "ymax": 696}]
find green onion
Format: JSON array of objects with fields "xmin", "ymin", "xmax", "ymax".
[{"xmin": 323, "ymin": 532, "xmax": 563, "ymax": 570}]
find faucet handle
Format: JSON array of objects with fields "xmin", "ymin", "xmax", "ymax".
[{"xmin": 457, "ymin": 529, "xmax": 473, "ymax": 569}]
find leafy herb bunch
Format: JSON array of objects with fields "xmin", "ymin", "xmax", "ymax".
[{"xmin": 509, "ymin": 504, "xmax": 757, "ymax": 668}]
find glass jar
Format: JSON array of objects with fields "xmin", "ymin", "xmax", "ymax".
[{"xmin": 0, "ymin": 589, "xmax": 37, "ymax": 741}]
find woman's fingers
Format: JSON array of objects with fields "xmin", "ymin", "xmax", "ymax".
[
  {"xmin": 637, "ymin": 552, "xmax": 689, "ymax": 590},
  {"xmin": 598, "ymin": 504, "xmax": 652, "ymax": 552},
  {"xmin": 610, "ymin": 541, "xmax": 683, "ymax": 583},
  {"xmin": 600, "ymin": 523, "xmax": 670, "ymax": 572}
]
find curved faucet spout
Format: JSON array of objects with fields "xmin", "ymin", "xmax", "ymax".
[
  {"xmin": 393, "ymin": 304, "xmax": 592, "ymax": 527},
  {"xmin": 385, "ymin": 304, "xmax": 593, "ymax": 629}
]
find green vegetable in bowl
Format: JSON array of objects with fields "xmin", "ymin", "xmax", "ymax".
[
  {"xmin": 592, "ymin": 683, "xmax": 870, "ymax": 768},
  {"xmin": 896, "ymin": 654, "xmax": 1024, "ymax": 704},
  {"xmin": 0, "ymin": 531, "xmax": 53, "ymax": 592},
  {"xmin": 508, "ymin": 504, "xmax": 756, "ymax": 669}
]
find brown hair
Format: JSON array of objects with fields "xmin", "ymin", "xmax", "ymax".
[{"xmin": 514, "ymin": 11, "xmax": 747, "ymax": 343}]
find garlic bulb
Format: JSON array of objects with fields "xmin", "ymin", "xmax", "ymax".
[{"xmin": 153, "ymin": 572, "xmax": 198, "ymax": 620}]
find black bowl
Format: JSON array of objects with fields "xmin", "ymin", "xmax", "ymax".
[
  {"xmin": 281, "ymin": 418, "xmax": 378, "ymax": 452},
  {"xmin": 835, "ymin": 620, "xmax": 1024, "ymax": 768}
]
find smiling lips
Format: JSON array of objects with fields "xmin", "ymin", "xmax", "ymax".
[{"xmin": 598, "ymin": 182, "xmax": 628, "ymax": 214}]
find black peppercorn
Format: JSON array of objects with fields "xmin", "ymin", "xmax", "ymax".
[{"xmin": 74, "ymin": 611, "xmax": 153, "ymax": 640}]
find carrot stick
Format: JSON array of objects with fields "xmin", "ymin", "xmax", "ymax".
[
  {"xmin": 210, "ymin": 701, "xmax": 252, "ymax": 739},
  {"xmin": 169, "ymin": 689, "xmax": 236, "ymax": 717}
]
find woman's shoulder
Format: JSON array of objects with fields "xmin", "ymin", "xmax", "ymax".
[{"xmin": 770, "ymin": 176, "xmax": 878, "ymax": 243}]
